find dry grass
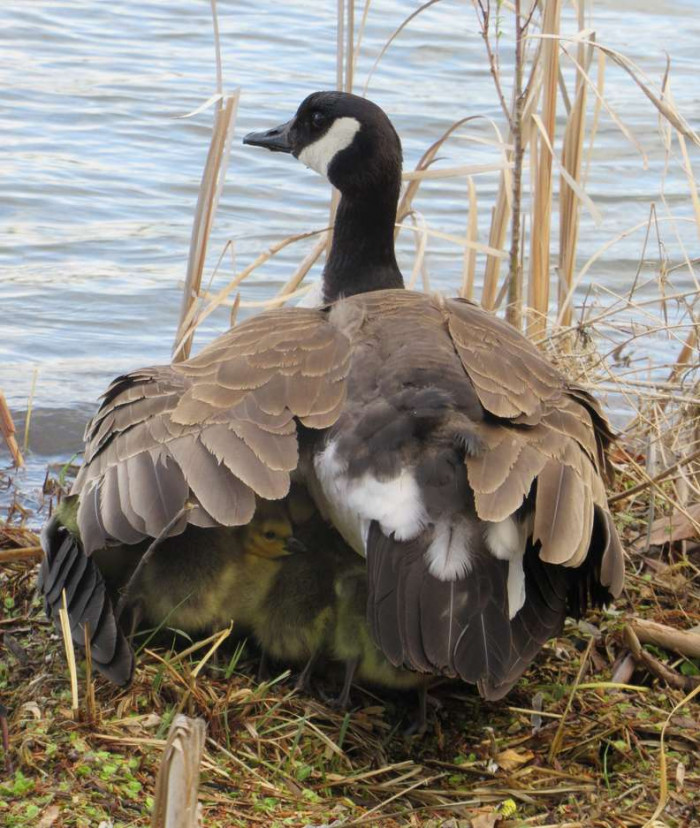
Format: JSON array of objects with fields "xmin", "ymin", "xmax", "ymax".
[{"xmin": 2, "ymin": 444, "xmax": 700, "ymax": 827}]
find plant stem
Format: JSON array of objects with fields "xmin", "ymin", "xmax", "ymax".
[{"xmin": 506, "ymin": 0, "xmax": 524, "ymax": 330}]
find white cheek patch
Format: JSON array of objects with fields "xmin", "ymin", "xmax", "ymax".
[{"xmin": 298, "ymin": 116, "xmax": 361, "ymax": 178}]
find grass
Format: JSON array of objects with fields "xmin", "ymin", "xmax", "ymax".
[
  {"xmin": 1, "ymin": 451, "xmax": 700, "ymax": 827},
  {"xmin": 2, "ymin": 0, "xmax": 700, "ymax": 825}
]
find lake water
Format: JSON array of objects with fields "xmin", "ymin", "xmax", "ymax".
[{"xmin": 2, "ymin": 0, "xmax": 699, "ymax": 516}]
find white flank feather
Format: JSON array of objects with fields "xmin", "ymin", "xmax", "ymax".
[
  {"xmin": 485, "ymin": 517, "xmax": 529, "ymax": 619},
  {"xmin": 506, "ymin": 554, "xmax": 526, "ymax": 620},
  {"xmin": 313, "ymin": 440, "xmax": 427, "ymax": 555},
  {"xmin": 347, "ymin": 468, "xmax": 427, "ymax": 541},
  {"xmin": 426, "ymin": 517, "xmax": 474, "ymax": 581}
]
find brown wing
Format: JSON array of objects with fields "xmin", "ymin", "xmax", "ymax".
[
  {"xmin": 445, "ymin": 296, "xmax": 624, "ymax": 596},
  {"xmin": 73, "ymin": 308, "xmax": 351, "ymax": 554}
]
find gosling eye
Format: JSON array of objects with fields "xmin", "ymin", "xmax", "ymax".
[
  {"xmin": 310, "ymin": 110, "xmax": 326, "ymax": 130},
  {"xmin": 263, "ymin": 530, "xmax": 277, "ymax": 541}
]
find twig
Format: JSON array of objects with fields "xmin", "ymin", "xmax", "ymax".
[
  {"xmin": 58, "ymin": 590, "xmax": 80, "ymax": 719},
  {"xmin": 83, "ymin": 623, "xmax": 97, "ymax": 723},
  {"xmin": 608, "ymin": 446, "xmax": 700, "ymax": 505},
  {"xmin": 473, "ymin": 0, "xmax": 513, "ymax": 129},
  {"xmin": 623, "ymin": 625, "xmax": 700, "ymax": 692},
  {"xmin": 0, "ymin": 704, "xmax": 11, "ymax": 774},
  {"xmin": 23, "ymin": 368, "xmax": 38, "ymax": 454},
  {"xmin": 0, "ymin": 546, "xmax": 43, "ymax": 564},
  {"xmin": 628, "ymin": 618, "xmax": 700, "ymax": 660},
  {"xmin": 506, "ymin": 0, "xmax": 526, "ymax": 330},
  {"xmin": 548, "ymin": 637, "xmax": 594, "ymax": 763}
]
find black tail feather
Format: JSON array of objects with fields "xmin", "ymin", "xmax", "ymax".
[
  {"xmin": 478, "ymin": 541, "xmax": 570, "ymax": 700},
  {"xmin": 39, "ymin": 515, "xmax": 134, "ymax": 686},
  {"xmin": 366, "ymin": 520, "xmax": 514, "ymax": 687},
  {"xmin": 366, "ymin": 522, "xmax": 406, "ymax": 667},
  {"xmin": 366, "ymin": 521, "xmax": 587, "ymax": 701}
]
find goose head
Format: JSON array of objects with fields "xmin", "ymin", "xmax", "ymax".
[
  {"xmin": 244, "ymin": 92, "xmax": 405, "ymax": 301},
  {"xmin": 244, "ymin": 91, "xmax": 402, "ymax": 199}
]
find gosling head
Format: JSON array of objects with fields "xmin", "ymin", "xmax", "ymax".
[
  {"xmin": 243, "ymin": 503, "xmax": 305, "ymax": 559},
  {"xmin": 244, "ymin": 91, "xmax": 403, "ymax": 200}
]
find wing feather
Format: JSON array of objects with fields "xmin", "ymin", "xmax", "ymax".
[{"xmin": 71, "ymin": 307, "xmax": 352, "ymax": 548}]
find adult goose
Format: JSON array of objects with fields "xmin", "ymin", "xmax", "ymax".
[{"xmin": 40, "ymin": 91, "xmax": 624, "ymax": 699}]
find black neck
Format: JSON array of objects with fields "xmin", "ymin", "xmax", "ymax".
[{"xmin": 322, "ymin": 186, "xmax": 404, "ymax": 303}]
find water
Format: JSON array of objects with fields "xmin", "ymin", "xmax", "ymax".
[{"xmin": 2, "ymin": 0, "xmax": 699, "ymax": 516}]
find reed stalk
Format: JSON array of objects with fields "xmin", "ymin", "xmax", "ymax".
[
  {"xmin": 557, "ymin": 4, "xmax": 589, "ymax": 329},
  {"xmin": 461, "ymin": 176, "xmax": 479, "ymax": 299},
  {"xmin": 0, "ymin": 389, "xmax": 23, "ymax": 468},
  {"xmin": 505, "ymin": 0, "xmax": 526, "ymax": 329},
  {"xmin": 480, "ymin": 7, "xmax": 542, "ymax": 312},
  {"xmin": 527, "ymin": 0, "xmax": 561, "ymax": 339},
  {"xmin": 174, "ymin": 0, "xmax": 238, "ymax": 361}
]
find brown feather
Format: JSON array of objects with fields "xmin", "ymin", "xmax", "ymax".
[{"xmin": 168, "ymin": 435, "xmax": 257, "ymax": 526}]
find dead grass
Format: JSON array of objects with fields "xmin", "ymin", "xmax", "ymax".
[{"xmin": 2, "ymin": 437, "xmax": 700, "ymax": 828}]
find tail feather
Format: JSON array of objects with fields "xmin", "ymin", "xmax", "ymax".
[
  {"xmin": 366, "ymin": 523, "xmax": 405, "ymax": 667},
  {"xmin": 94, "ymin": 633, "xmax": 135, "ymax": 685},
  {"xmin": 39, "ymin": 532, "xmax": 75, "ymax": 604},
  {"xmin": 395, "ymin": 535, "xmax": 433, "ymax": 672},
  {"xmin": 478, "ymin": 542, "xmax": 569, "ymax": 700},
  {"xmin": 451, "ymin": 566, "xmax": 512, "ymax": 686},
  {"xmin": 366, "ymin": 520, "xmax": 514, "ymax": 685},
  {"xmin": 66, "ymin": 561, "xmax": 100, "ymax": 621},
  {"xmin": 39, "ymin": 515, "xmax": 134, "ymax": 686},
  {"xmin": 89, "ymin": 597, "xmax": 121, "ymax": 665},
  {"xmin": 366, "ymin": 517, "xmax": 613, "ymax": 700},
  {"xmin": 56, "ymin": 546, "xmax": 90, "ymax": 608}
]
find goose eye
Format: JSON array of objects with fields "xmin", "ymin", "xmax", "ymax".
[
  {"xmin": 263, "ymin": 530, "xmax": 277, "ymax": 541},
  {"xmin": 311, "ymin": 111, "xmax": 325, "ymax": 129}
]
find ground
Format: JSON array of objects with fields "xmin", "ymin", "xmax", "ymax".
[{"xmin": 1, "ymin": 460, "xmax": 700, "ymax": 827}]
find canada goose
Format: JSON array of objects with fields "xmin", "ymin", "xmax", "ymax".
[
  {"xmin": 127, "ymin": 499, "xmax": 299, "ymax": 638},
  {"xmin": 249, "ymin": 505, "xmax": 352, "ymax": 688},
  {"xmin": 39, "ymin": 495, "xmax": 300, "ymax": 684},
  {"xmin": 333, "ymin": 566, "xmax": 429, "ymax": 731},
  {"xmin": 41, "ymin": 91, "xmax": 624, "ymax": 700},
  {"xmin": 251, "ymin": 544, "xmax": 336, "ymax": 690}
]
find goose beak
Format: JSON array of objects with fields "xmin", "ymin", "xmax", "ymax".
[
  {"xmin": 284, "ymin": 537, "xmax": 307, "ymax": 555},
  {"xmin": 243, "ymin": 119, "xmax": 294, "ymax": 153}
]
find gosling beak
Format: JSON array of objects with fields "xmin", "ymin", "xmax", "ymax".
[
  {"xmin": 284, "ymin": 537, "xmax": 307, "ymax": 555},
  {"xmin": 243, "ymin": 119, "xmax": 294, "ymax": 154}
]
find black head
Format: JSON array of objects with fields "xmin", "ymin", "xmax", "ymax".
[{"xmin": 244, "ymin": 91, "xmax": 403, "ymax": 198}]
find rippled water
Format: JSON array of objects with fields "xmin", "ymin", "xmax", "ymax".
[{"xmin": 2, "ymin": 0, "xmax": 699, "ymax": 513}]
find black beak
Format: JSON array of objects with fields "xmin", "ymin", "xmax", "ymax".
[
  {"xmin": 243, "ymin": 119, "xmax": 294, "ymax": 154},
  {"xmin": 284, "ymin": 537, "xmax": 307, "ymax": 555}
]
